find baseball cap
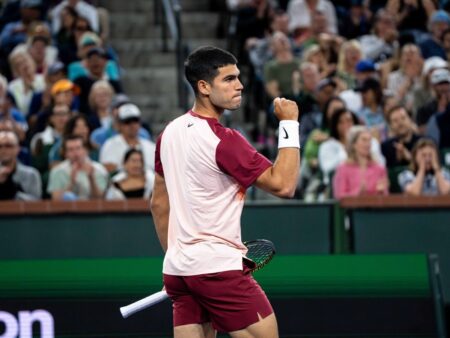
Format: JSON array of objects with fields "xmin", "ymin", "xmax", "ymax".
[
  {"xmin": 79, "ymin": 32, "xmax": 101, "ymax": 48},
  {"xmin": 422, "ymin": 56, "xmax": 448, "ymax": 75},
  {"xmin": 316, "ymin": 78, "xmax": 336, "ymax": 91},
  {"xmin": 430, "ymin": 10, "xmax": 450, "ymax": 25},
  {"xmin": 111, "ymin": 94, "xmax": 131, "ymax": 110},
  {"xmin": 356, "ymin": 59, "xmax": 376, "ymax": 72},
  {"xmin": 47, "ymin": 61, "xmax": 65, "ymax": 76},
  {"xmin": 20, "ymin": 0, "xmax": 42, "ymax": 8},
  {"xmin": 118, "ymin": 103, "xmax": 141, "ymax": 122},
  {"xmin": 51, "ymin": 79, "xmax": 79, "ymax": 96},
  {"xmin": 86, "ymin": 47, "xmax": 108, "ymax": 59},
  {"xmin": 430, "ymin": 68, "xmax": 450, "ymax": 85}
]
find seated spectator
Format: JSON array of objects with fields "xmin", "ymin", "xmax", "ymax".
[
  {"xmin": 0, "ymin": 75, "xmax": 28, "ymax": 142},
  {"xmin": 99, "ymin": 103, "xmax": 155, "ymax": 174},
  {"xmin": 419, "ymin": 10, "xmax": 449, "ymax": 60},
  {"xmin": 442, "ymin": 28, "xmax": 450, "ymax": 62},
  {"xmin": 105, "ymin": 148, "xmax": 154, "ymax": 200},
  {"xmin": 0, "ymin": 130, "xmax": 41, "ymax": 200},
  {"xmin": 399, "ymin": 138, "xmax": 450, "ymax": 195},
  {"xmin": 48, "ymin": 114, "xmax": 98, "ymax": 168},
  {"xmin": 333, "ymin": 125, "xmax": 388, "ymax": 199},
  {"xmin": 387, "ymin": 43, "xmax": 423, "ymax": 112},
  {"xmin": 300, "ymin": 96, "xmax": 346, "ymax": 200},
  {"xmin": 356, "ymin": 77, "xmax": 388, "ymax": 141},
  {"xmin": 318, "ymin": 108, "xmax": 385, "ymax": 187},
  {"xmin": 90, "ymin": 94, "xmax": 151, "ymax": 148},
  {"xmin": 47, "ymin": 134, "xmax": 108, "ymax": 200},
  {"xmin": 287, "ymin": 0, "xmax": 338, "ymax": 44},
  {"xmin": 73, "ymin": 47, "xmax": 123, "ymax": 115},
  {"xmin": 68, "ymin": 31, "xmax": 120, "ymax": 82},
  {"xmin": 382, "ymin": 105, "xmax": 422, "ymax": 168},
  {"xmin": 86, "ymin": 79, "xmax": 114, "ymax": 128},
  {"xmin": 416, "ymin": 68, "xmax": 450, "ymax": 134},
  {"xmin": 7, "ymin": 49, "xmax": 45, "ymax": 116},
  {"xmin": 301, "ymin": 44, "xmax": 334, "ymax": 80},
  {"xmin": 359, "ymin": 9, "xmax": 398, "ymax": 62},
  {"xmin": 426, "ymin": 100, "xmax": 450, "ymax": 149},
  {"xmin": 338, "ymin": 0, "xmax": 371, "ymax": 40},
  {"xmin": 55, "ymin": 5, "xmax": 78, "ymax": 66},
  {"xmin": 30, "ymin": 103, "xmax": 71, "ymax": 179},
  {"xmin": 336, "ymin": 39, "xmax": 363, "ymax": 90},
  {"xmin": 386, "ymin": 0, "xmax": 436, "ymax": 32},
  {"xmin": 50, "ymin": 0, "xmax": 99, "ymax": 35}
]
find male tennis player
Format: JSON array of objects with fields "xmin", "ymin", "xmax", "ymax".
[{"xmin": 151, "ymin": 46, "xmax": 300, "ymax": 338}]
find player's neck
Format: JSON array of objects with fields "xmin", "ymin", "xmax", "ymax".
[{"xmin": 192, "ymin": 99, "xmax": 222, "ymax": 120}]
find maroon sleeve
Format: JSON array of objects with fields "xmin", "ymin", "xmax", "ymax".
[
  {"xmin": 216, "ymin": 129, "xmax": 272, "ymax": 188},
  {"xmin": 155, "ymin": 132, "xmax": 164, "ymax": 177}
]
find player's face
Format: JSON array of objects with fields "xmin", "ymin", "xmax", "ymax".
[{"xmin": 208, "ymin": 64, "xmax": 243, "ymax": 111}]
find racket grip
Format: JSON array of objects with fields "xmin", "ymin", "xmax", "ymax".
[{"xmin": 120, "ymin": 290, "xmax": 169, "ymax": 318}]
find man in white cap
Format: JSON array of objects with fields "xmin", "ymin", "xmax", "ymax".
[
  {"xmin": 99, "ymin": 103, "xmax": 155, "ymax": 173},
  {"xmin": 417, "ymin": 68, "xmax": 450, "ymax": 133}
]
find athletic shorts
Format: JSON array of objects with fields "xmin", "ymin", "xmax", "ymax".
[{"xmin": 163, "ymin": 264, "xmax": 273, "ymax": 333}]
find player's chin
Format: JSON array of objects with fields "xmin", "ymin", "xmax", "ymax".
[{"xmin": 228, "ymin": 97, "xmax": 242, "ymax": 110}]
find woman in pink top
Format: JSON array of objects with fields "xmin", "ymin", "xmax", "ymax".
[{"xmin": 333, "ymin": 126, "xmax": 388, "ymax": 199}]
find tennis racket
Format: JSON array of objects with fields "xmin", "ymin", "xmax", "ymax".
[{"xmin": 120, "ymin": 239, "xmax": 275, "ymax": 318}]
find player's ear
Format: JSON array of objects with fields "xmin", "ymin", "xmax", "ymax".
[{"xmin": 197, "ymin": 80, "xmax": 211, "ymax": 96}]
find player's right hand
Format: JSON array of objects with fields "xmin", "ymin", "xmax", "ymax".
[{"xmin": 273, "ymin": 97, "xmax": 299, "ymax": 122}]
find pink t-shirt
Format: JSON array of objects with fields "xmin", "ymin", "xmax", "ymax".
[
  {"xmin": 333, "ymin": 161, "xmax": 387, "ymax": 199},
  {"xmin": 155, "ymin": 111, "xmax": 272, "ymax": 276}
]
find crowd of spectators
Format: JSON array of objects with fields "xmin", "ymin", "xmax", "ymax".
[
  {"xmin": 228, "ymin": 0, "xmax": 450, "ymax": 200},
  {"xmin": 0, "ymin": 0, "xmax": 155, "ymax": 202},
  {"xmin": 1, "ymin": 0, "xmax": 450, "ymax": 202}
]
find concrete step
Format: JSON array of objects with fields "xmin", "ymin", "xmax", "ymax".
[
  {"xmin": 181, "ymin": 12, "xmax": 220, "ymax": 39},
  {"xmin": 130, "ymin": 93, "xmax": 184, "ymax": 124},
  {"xmin": 109, "ymin": 13, "xmax": 159, "ymax": 39},
  {"xmin": 121, "ymin": 67, "xmax": 178, "ymax": 95},
  {"xmin": 112, "ymin": 43, "xmax": 176, "ymax": 68}
]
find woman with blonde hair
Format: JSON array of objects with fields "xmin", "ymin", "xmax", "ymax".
[
  {"xmin": 88, "ymin": 80, "xmax": 114, "ymax": 128},
  {"xmin": 336, "ymin": 39, "xmax": 363, "ymax": 90},
  {"xmin": 333, "ymin": 125, "xmax": 388, "ymax": 199}
]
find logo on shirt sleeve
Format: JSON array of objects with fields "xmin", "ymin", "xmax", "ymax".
[{"xmin": 187, "ymin": 123, "xmax": 194, "ymax": 128}]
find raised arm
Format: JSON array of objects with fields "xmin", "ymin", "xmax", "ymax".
[
  {"xmin": 255, "ymin": 98, "xmax": 300, "ymax": 198},
  {"xmin": 150, "ymin": 173, "xmax": 170, "ymax": 252}
]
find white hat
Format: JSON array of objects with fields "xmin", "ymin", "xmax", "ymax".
[
  {"xmin": 423, "ymin": 57, "xmax": 448, "ymax": 76},
  {"xmin": 430, "ymin": 68, "xmax": 450, "ymax": 85},
  {"xmin": 118, "ymin": 103, "xmax": 141, "ymax": 121}
]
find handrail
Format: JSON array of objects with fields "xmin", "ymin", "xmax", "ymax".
[
  {"xmin": 340, "ymin": 195, "xmax": 450, "ymax": 208},
  {"xmin": 159, "ymin": 0, "xmax": 189, "ymax": 110}
]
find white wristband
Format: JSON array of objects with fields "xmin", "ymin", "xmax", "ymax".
[{"xmin": 278, "ymin": 120, "xmax": 300, "ymax": 148}]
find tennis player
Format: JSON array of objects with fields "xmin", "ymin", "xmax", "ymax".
[{"xmin": 150, "ymin": 46, "xmax": 300, "ymax": 338}]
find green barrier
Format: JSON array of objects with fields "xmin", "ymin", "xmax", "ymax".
[{"xmin": 0, "ymin": 202, "xmax": 334, "ymax": 260}]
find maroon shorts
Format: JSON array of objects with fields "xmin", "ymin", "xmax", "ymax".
[{"xmin": 163, "ymin": 265, "xmax": 273, "ymax": 333}]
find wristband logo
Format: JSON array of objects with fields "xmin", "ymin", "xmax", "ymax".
[{"xmin": 282, "ymin": 127, "xmax": 289, "ymax": 139}]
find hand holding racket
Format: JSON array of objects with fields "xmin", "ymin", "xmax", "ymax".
[{"xmin": 120, "ymin": 239, "xmax": 276, "ymax": 318}]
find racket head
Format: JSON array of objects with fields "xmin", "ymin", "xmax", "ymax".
[{"xmin": 243, "ymin": 239, "xmax": 276, "ymax": 272}]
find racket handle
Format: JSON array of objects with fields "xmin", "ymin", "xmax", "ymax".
[{"xmin": 120, "ymin": 290, "xmax": 169, "ymax": 318}]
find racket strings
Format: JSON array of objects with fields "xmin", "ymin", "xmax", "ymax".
[{"xmin": 245, "ymin": 241, "xmax": 275, "ymax": 271}]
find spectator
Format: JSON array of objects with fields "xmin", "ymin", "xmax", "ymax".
[
  {"xmin": 356, "ymin": 77, "xmax": 388, "ymax": 141},
  {"xmin": 287, "ymin": 0, "xmax": 338, "ymax": 42},
  {"xmin": 416, "ymin": 67, "xmax": 450, "ymax": 133},
  {"xmin": 382, "ymin": 105, "xmax": 422, "ymax": 168},
  {"xmin": 338, "ymin": 0, "xmax": 371, "ymax": 40},
  {"xmin": 99, "ymin": 103, "xmax": 155, "ymax": 174},
  {"xmin": 105, "ymin": 148, "xmax": 155, "ymax": 200},
  {"xmin": 359, "ymin": 9, "xmax": 398, "ymax": 62},
  {"xmin": 7, "ymin": 49, "xmax": 45, "ymax": 116},
  {"xmin": 399, "ymin": 138, "xmax": 450, "ymax": 195},
  {"xmin": 86, "ymin": 79, "xmax": 114, "ymax": 128},
  {"xmin": 419, "ymin": 9, "xmax": 450, "ymax": 60},
  {"xmin": 90, "ymin": 94, "xmax": 151, "ymax": 148},
  {"xmin": 386, "ymin": 0, "xmax": 437, "ymax": 32},
  {"xmin": 263, "ymin": 31, "xmax": 299, "ymax": 101},
  {"xmin": 48, "ymin": 114, "xmax": 98, "ymax": 169},
  {"xmin": 55, "ymin": 5, "xmax": 78, "ymax": 66},
  {"xmin": 333, "ymin": 125, "xmax": 388, "ymax": 199},
  {"xmin": 318, "ymin": 107, "xmax": 385, "ymax": 186},
  {"xmin": 442, "ymin": 28, "xmax": 450, "ymax": 62},
  {"xmin": 336, "ymin": 39, "xmax": 363, "ymax": 89},
  {"xmin": 47, "ymin": 134, "xmax": 108, "ymax": 200},
  {"xmin": 0, "ymin": 130, "xmax": 41, "ymax": 200},
  {"xmin": 301, "ymin": 44, "xmax": 331, "ymax": 79},
  {"xmin": 50, "ymin": 0, "xmax": 99, "ymax": 34},
  {"xmin": 73, "ymin": 47, "xmax": 122, "ymax": 115},
  {"xmin": 387, "ymin": 43, "xmax": 423, "ymax": 111},
  {"xmin": 426, "ymin": 99, "xmax": 450, "ymax": 149}
]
